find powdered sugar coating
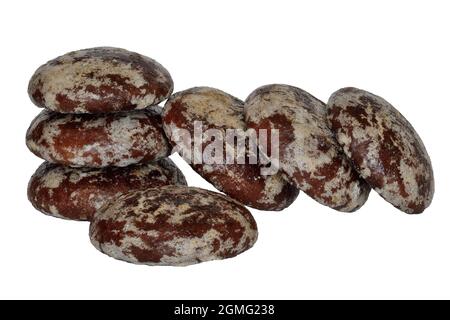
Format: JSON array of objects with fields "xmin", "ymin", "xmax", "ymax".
[
  {"xmin": 245, "ymin": 84, "xmax": 370, "ymax": 212},
  {"xmin": 89, "ymin": 186, "xmax": 258, "ymax": 266},
  {"xmin": 162, "ymin": 87, "xmax": 299, "ymax": 211},
  {"xmin": 28, "ymin": 159, "xmax": 186, "ymax": 221},
  {"xmin": 327, "ymin": 87, "xmax": 434, "ymax": 213},
  {"xmin": 28, "ymin": 47, "xmax": 173, "ymax": 113},
  {"xmin": 26, "ymin": 107, "xmax": 171, "ymax": 167}
]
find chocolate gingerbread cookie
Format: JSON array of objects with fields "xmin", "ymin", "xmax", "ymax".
[
  {"xmin": 327, "ymin": 87, "xmax": 434, "ymax": 213},
  {"xmin": 90, "ymin": 186, "xmax": 258, "ymax": 266},
  {"xmin": 26, "ymin": 107, "xmax": 171, "ymax": 167},
  {"xmin": 28, "ymin": 159, "xmax": 186, "ymax": 221},
  {"xmin": 162, "ymin": 87, "xmax": 299, "ymax": 211},
  {"xmin": 28, "ymin": 47, "xmax": 173, "ymax": 113}
]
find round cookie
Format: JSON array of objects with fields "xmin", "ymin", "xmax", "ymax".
[
  {"xmin": 26, "ymin": 107, "xmax": 171, "ymax": 167},
  {"xmin": 244, "ymin": 84, "xmax": 370, "ymax": 212},
  {"xmin": 327, "ymin": 87, "xmax": 434, "ymax": 213},
  {"xmin": 28, "ymin": 159, "xmax": 186, "ymax": 221},
  {"xmin": 89, "ymin": 186, "xmax": 258, "ymax": 266},
  {"xmin": 28, "ymin": 47, "xmax": 173, "ymax": 113},
  {"xmin": 162, "ymin": 87, "xmax": 299, "ymax": 211}
]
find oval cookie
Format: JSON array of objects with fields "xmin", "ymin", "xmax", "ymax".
[
  {"xmin": 162, "ymin": 87, "xmax": 299, "ymax": 211},
  {"xmin": 28, "ymin": 47, "xmax": 173, "ymax": 113},
  {"xmin": 327, "ymin": 87, "xmax": 434, "ymax": 213},
  {"xmin": 89, "ymin": 186, "xmax": 258, "ymax": 266},
  {"xmin": 245, "ymin": 84, "xmax": 370, "ymax": 212},
  {"xmin": 26, "ymin": 107, "xmax": 171, "ymax": 167},
  {"xmin": 28, "ymin": 159, "xmax": 186, "ymax": 221}
]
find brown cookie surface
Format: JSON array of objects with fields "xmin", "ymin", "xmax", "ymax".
[
  {"xmin": 162, "ymin": 87, "xmax": 299, "ymax": 211},
  {"xmin": 327, "ymin": 87, "xmax": 434, "ymax": 213},
  {"xmin": 26, "ymin": 107, "xmax": 171, "ymax": 167},
  {"xmin": 89, "ymin": 186, "xmax": 258, "ymax": 266},
  {"xmin": 28, "ymin": 159, "xmax": 186, "ymax": 221},
  {"xmin": 245, "ymin": 84, "xmax": 370, "ymax": 212},
  {"xmin": 28, "ymin": 47, "xmax": 173, "ymax": 113}
]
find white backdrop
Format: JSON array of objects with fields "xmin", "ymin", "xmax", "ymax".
[{"xmin": 1, "ymin": 0, "xmax": 449, "ymax": 299}]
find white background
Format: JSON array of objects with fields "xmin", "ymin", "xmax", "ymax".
[{"xmin": 0, "ymin": 0, "xmax": 449, "ymax": 299}]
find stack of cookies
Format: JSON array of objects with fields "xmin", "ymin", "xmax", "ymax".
[
  {"xmin": 25, "ymin": 47, "xmax": 434, "ymax": 267},
  {"xmin": 26, "ymin": 47, "xmax": 187, "ymax": 221}
]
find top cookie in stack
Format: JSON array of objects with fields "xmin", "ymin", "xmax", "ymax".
[{"xmin": 28, "ymin": 47, "xmax": 173, "ymax": 114}]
